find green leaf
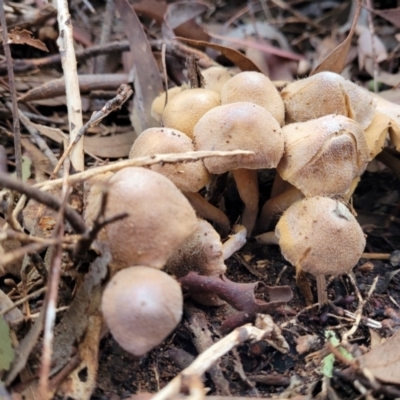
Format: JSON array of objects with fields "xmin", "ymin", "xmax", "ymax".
[{"xmin": 0, "ymin": 316, "xmax": 14, "ymax": 372}]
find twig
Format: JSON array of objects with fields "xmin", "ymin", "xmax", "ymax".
[
  {"xmin": 55, "ymin": 0, "xmax": 84, "ymax": 171},
  {"xmin": 52, "ymin": 84, "xmax": 133, "ymax": 177},
  {"xmin": 0, "ymin": 0, "xmax": 22, "ymax": 179},
  {"xmin": 0, "ymin": 287, "xmax": 46, "ymax": 317},
  {"xmin": 35, "ymin": 150, "xmax": 254, "ymax": 191},
  {"xmin": 151, "ymin": 324, "xmax": 275, "ymax": 400},
  {"xmin": 0, "ymin": 172, "xmax": 86, "ymax": 233},
  {"xmin": 39, "ymin": 160, "xmax": 70, "ymax": 400}
]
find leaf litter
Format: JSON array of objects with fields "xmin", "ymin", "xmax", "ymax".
[{"xmin": 0, "ymin": 0, "xmax": 399, "ymax": 399}]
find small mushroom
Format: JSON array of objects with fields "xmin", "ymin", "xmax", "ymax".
[
  {"xmin": 193, "ymin": 102, "xmax": 284, "ymax": 234},
  {"xmin": 275, "ymin": 196, "xmax": 366, "ymax": 305},
  {"xmin": 129, "ymin": 127, "xmax": 230, "ymax": 236},
  {"xmin": 281, "ymin": 71, "xmax": 376, "ymax": 129},
  {"xmin": 101, "ymin": 266, "xmax": 183, "ymax": 357},
  {"xmin": 84, "ymin": 167, "xmax": 197, "ymax": 271},
  {"xmin": 151, "ymin": 86, "xmax": 186, "ymax": 122},
  {"xmin": 162, "ymin": 88, "xmax": 220, "ymax": 138},
  {"xmin": 202, "ymin": 66, "xmax": 235, "ymax": 93},
  {"xmin": 220, "ymin": 71, "xmax": 285, "ymax": 126},
  {"xmin": 276, "ymin": 114, "xmax": 370, "ymax": 197}
]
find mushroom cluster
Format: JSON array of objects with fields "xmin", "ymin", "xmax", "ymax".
[{"xmin": 147, "ymin": 69, "xmax": 400, "ymax": 305}]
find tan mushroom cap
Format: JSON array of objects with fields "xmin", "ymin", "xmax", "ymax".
[
  {"xmin": 220, "ymin": 71, "xmax": 285, "ymax": 126},
  {"xmin": 129, "ymin": 127, "xmax": 210, "ymax": 192},
  {"xmin": 281, "ymin": 71, "xmax": 376, "ymax": 129},
  {"xmin": 165, "ymin": 219, "xmax": 226, "ymax": 278},
  {"xmin": 101, "ymin": 266, "xmax": 183, "ymax": 357},
  {"xmin": 276, "ymin": 196, "xmax": 366, "ymax": 276},
  {"xmin": 202, "ymin": 66, "xmax": 235, "ymax": 94},
  {"xmin": 162, "ymin": 88, "xmax": 220, "ymax": 138},
  {"xmin": 85, "ymin": 167, "xmax": 197, "ymax": 270},
  {"xmin": 277, "ymin": 114, "xmax": 370, "ymax": 197},
  {"xmin": 151, "ymin": 86, "xmax": 185, "ymax": 122},
  {"xmin": 193, "ymin": 102, "xmax": 284, "ymax": 174}
]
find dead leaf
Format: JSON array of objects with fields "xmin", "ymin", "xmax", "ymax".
[
  {"xmin": 365, "ymin": 59, "xmax": 400, "ymax": 86},
  {"xmin": 356, "ymin": 25, "xmax": 387, "ymax": 70},
  {"xmin": 179, "ymin": 272, "xmax": 293, "ymax": 332},
  {"xmin": 175, "ymin": 37, "xmax": 261, "ymax": 72},
  {"xmin": 84, "ymin": 132, "xmax": 135, "ymax": 158},
  {"xmin": 115, "ymin": 0, "xmax": 163, "ymax": 135},
  {"xmin": 133, "ymin": 0, "xmax": 209, "ymax": 41},
  {"xmin": 163, "ymin": 1, "xmax": 210, "ymax": 41},
  {"xmin": 359, "ymin": 329, "xmax": 400, "ymax": 384},
  {"xmin": 311, "ymin": 0, "xmax": 361, "ymax": 75},
  {"xmin": 7, "ymin": 28, "xmax": 48, "ymax": 52},
  {"xmin": 372, "ymin": 7, "xmax": 400, "ymax": 28}
]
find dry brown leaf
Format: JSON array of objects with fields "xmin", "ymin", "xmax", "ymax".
[
  {"xmin": 7, "ymin": 28, "xmax": 48, "ymax": 52},
  {"xmin": 372, "ymin": 7, "xmax": 400, "ymax": 28},
  {"xmin": 311, "ymin": 0, "xmax": 361, "ymax": 75},
  {"xmin": 176, "ymin": 37, "xmax": 261, "ymax": 72},
  {"xmin": 84, "ymin": 132, "xmax": 135, "ymax": 158},
  {"xmin": 163, "ymin": 1, "xmax": 210, "ymax": 41},
  {"xmin": 115, "ymin": 0, "xmax": 163, "ymax": 135},
  {"xmin": 359, "ymin": 329, "xmax": 400, "ymax": 384}
]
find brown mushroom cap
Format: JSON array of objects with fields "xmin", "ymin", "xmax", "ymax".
[
  {"xmin": 220, "ymin": 71, "xmax": 285, "ymax": 126},
  {"xmin": 101, "ymin": 266, "xmax": 183, "ymax": 357},
  {"xmin": 281, "ymin": 71, "xmax": 376, "ymax": 129},
  {"xmin": 151, "ymin": 86, "xmax": 185, "ymax": 122},
  {"xmin": 275, "ymin": 196, "xmax": 366, "ymax": 276},
  {"xmin": 85, "ymin": 167, "xmax": 197, "ymax": 270},
  {"xmin": 277, "ymin": 114, "xmax": 370, "ymax": 197},
  {"xmin": 193, "ymin": 102, "xmax": 284, "ymax": 174},
  {"xmin": 165, "ymin": 219, "xmax": 226, "ymax": 278},
  {"xmin": 202, "ymin": 66, "xmax": 235, "ymax": 93},
  {"xmin": 162, "ymin": 88, "xmax": 220, "ymax": 138},
  {"xmin": 129, "ymin": 127, "xmax": 210, "ymax": 192}
]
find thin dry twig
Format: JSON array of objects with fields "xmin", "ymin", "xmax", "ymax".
[
  {"xmin": 0, "ymin": 0, "xmax": 22, "ymax": 179},
  {"xmin": 55, "ymin": 0, "xmax": 84, "ymax": 171},
  {"xmin": 35, "ymin": 150, "xmax": 254, "ymax": 191},
  {"xmin": 39, "ymin": 160, "xmax": 70, "ymax": 400},
  {"xmin": 151, "ymin": 324, "xmax": 274, "ymax": 400}
]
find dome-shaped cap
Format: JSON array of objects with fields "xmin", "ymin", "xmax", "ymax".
[
  {"xmin": 162, "ymin": 88, "xmax": 220, "ymax": 138},
  {"xmin": 86, "ymin": 167, "xmax": 197, "ymax": 269},
  {"xmin": 276, "ymin": 196, "xmax": 366, "ymax": 276},
  {"xmin": 101, "ymin": 266, "xmax": 183, "ymax": 357},
  {"xmin": 129, "ymin": 127, "xmax": 210, "ymax": 192},
  {"xmin": 220, "ymin": 71, "xmax": 285, "ymax": 126},
  {"xmin": 193, "ymin": 102, "xmax": 284, "ymax": 174},
  {"xmin": 281, "ymin": 71, "xmax": 376, "ymax": 129},
  {"xmin": 277, "ymin": 114, "xmax": 370, "ymax": 197}
]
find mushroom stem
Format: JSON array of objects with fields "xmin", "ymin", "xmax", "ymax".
[
  {"xmin": 270, "ymin": 172, "xmax": 293, "ymax": 199},
  {"xmin": 316, "ymin": 275, "xmax": 328, "ymax": 306},
  {"xmin": 254, "ymin": 231, "xmax": 279, "ymax": 245},
  {"xmin": 258, "ymin": 187, "xmax": 304, "ymax": 231},
  {"xmin": 183, "ymin": 192, "xmax": 230, "ymax": 238},
  {"xmin": 222, "ymin": 225, "xmax": 247, "ymax": 260},
  {"xmin": 231, "ymin": 168, "xmax": 259, "ymax": 236},
  {"xmin": 296, "ymin": 267, "xmax": 314, "ymax": 306}
]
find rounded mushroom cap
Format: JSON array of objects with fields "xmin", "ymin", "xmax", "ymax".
[
  {"xmin": 129, "ymin": 127, "xmax": 210, "ymax": 192},
  {"xmin": 220, "ymin": 71, "xmax": 285, "ymax": 126},
  {"xmin": 162, "ymin": 88, "xmax": 220, "ymax": 138},
  {"xmin": 277, "ymin": 114, "xmax": 370, "ymax": 197},
  {"xmin": 202, "ymin": 66, "xmax": 235, "ymax": 93},
  {"xmin": 193, "ymin": 102, "xmax": 284, "ymax": 174},
  {"xmin": 101, "ymin": 266, "xmax": 183, "ymax": 357},
  {"xmin": 165, "ymin": 218, "xmax": 226, "ymax": 278},
  {"xmin": 86, "ymin": 167, "xmax": 197, "ymax": 270},
  {"xmin": 276, "ymin": 196, "xmax": 366, "ymax": 276},
  {"xmin": 151, "ymin": 86, "xmax": 185, "ymax": 122},
  {"xmin": 281, "ymin": 71, "xmax": 376, "ymax": 129}
]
